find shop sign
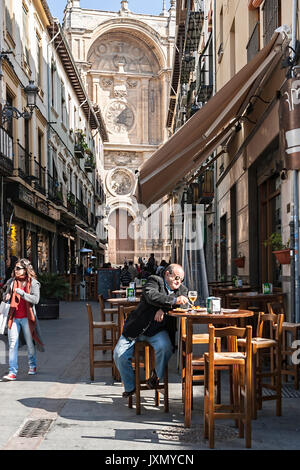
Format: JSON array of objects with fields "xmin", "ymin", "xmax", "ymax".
[
  {"xmin": 48, "ymin": 206, "xmax": 60, "ymax": 221},
  {"xmin": 19, "ymin": 186, "xmax": 35, "ymax": 207},
  {"xmin": 279, "ymin": 77, "xmax": 300, "ymax": 169},
  {"xmin": 36, "ymin": 200, "xmax": 49, "ymax": 216}
]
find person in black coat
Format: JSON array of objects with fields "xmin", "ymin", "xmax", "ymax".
[{"xmin": 113, "ymin": 264, "xmax": 188, "ymax": 397}]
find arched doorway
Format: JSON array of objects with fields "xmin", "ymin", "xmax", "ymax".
[{"xmin": 108, "ymin": 208, "xmax": 134, "ymax": 265}]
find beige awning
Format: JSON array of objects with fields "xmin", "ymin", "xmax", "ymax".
[{"xmin": 138, "ymin": 33, "xmax": 286, "ymax": 207}]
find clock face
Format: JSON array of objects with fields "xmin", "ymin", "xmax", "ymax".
[{"xmin": 106, "ymin": 101, "xmax": 135, "ymax": 134}]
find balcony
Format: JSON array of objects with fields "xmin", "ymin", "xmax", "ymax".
[
  {"xmin": 48, "ymin": 175, "xmax": 64, "ymax": 206},
  {"xmin": 198, "ymin": 169, "xmax": 214, "ymax": 203},
  {"xmin": 32, "ymin": 158, "xmax": 46, "ymax": 196},
  {"xmin": 76, "ymin": 197, "xmax": 88, "ymax": 225},
  {"xmin": 0, "ymin": 126, "xmax": 13, "ymax": 175},
  {"xmin": 67, "ymin": 191, "xmax": 76, "ymax": 214}
]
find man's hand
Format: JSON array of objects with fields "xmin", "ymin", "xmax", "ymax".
[
  {"xmin": 154, "ymin": 308, "xmax": 165, "ymax": 322},
  {"xmin": 176, "ymin": 295, "xmax": 189, "ymax": 305}
]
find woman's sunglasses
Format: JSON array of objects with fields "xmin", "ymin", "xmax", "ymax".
[{"xmin": 15, "ymin": 266, "xmax": 25, "ymax": 271}]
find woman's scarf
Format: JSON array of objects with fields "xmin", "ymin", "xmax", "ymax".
[{"xmin": 7, "ymin": 278, "xmax": 44, "ymax": 348}]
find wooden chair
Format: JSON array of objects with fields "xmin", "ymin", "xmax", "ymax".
[
  {"xmin": 180, "ymin": 318, "xmax": 223, "ymax": 408},
  {"xmin": 128, "ymin": 341, "xmax": 169, "ymax": 415},
  {"xmin": 238, "ymin": 311, "xmax": 284, "ymax": 418},
  {"xmin": 268, "ymin": 302, "xmax": 300, "ymax": 390},
  {"xmin": 98, "ymin": 294, "xmax": 119, "ymax": 343},
  {"xmin": 204, "ymin": 325, "xmax": 253, "ymax": 449},
  {"xmin": 86, "ymin": 303, "xmax": 118, "ymax": 381}
]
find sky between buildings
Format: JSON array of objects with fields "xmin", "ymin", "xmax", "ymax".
[{"xmin": 46, "ymin": 0, "xmax": 171, "ymax": 24}]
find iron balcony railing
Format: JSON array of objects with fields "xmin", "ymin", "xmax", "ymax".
[
  {"xmin": 33, "ymin": 158, "xmax": 46, "ymax": 196},
  {"xmin": 16, "ymin": 140, "xmax": 31, "ymax": 181},
  {"xmin": 0, "ymin": 126, "xmax": 13, "ymax": 174}
]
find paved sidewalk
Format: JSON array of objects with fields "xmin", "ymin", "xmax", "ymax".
[{"xmin": 0, "ymin": 301, "xmax": 299, "ymax": 451}]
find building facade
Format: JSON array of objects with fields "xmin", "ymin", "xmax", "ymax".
[
  {"xmin": 0, "ymin": 0, "xmax": 107, "ymax": 278},
  {"xmin": 63, "ymin": 0, "xmax": 176, "ymax": 264}
]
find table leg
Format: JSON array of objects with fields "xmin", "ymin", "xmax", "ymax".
[{"xmin": 184, "ymin": 318, "xmax": 193, "ymax": 427}]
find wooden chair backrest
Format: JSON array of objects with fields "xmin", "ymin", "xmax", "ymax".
[
  {"xmin": 256, "ymin": 312, "xmax": 284, "ymax": 342},
  {"xmin": 267, "ymin": 301, "xmax": 285, "ymax": 316},
  {"xmin": 86, "ymin": 304, "xmax": 94, "ymax": 327},
  {"xmin": 208, "ymin": 324, "xmax": 252, "ymax": 368},
  {"xmin": 98, "ymin": 294, "xmax": 105, "ymax": 311}
]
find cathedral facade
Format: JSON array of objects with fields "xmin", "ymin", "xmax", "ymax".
[{"xmin": 63, "ymin": 0, "xmax": 176, "ymax": 264}]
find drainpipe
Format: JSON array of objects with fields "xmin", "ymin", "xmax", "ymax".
[
  {"xmin": 292, "ymin": 0, "xmax": 299, "ymax": 323},
  {"xmin": 212, "ymin": 0, "xmax": 218, "ymax": 280}
]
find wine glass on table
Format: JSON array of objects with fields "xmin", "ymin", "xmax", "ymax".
[{"xmin": 188, "ymin": 291, "xmax": 197, "ymax": 309}]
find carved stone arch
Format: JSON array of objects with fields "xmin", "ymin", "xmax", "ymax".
[{"xmin": 87, "ymin": 19, "xmax": 167, "ymax": 72}]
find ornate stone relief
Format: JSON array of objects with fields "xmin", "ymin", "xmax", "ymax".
[
  {"xmin": 88, "ymin": 33, "xmax": 159, "ymax": 75},
  {"xmin": 104, "ymin": 151, "xmax": 141, "ymax": 168},
  {"xmin": 106, "ymin": 167, "xmax": 135, "ymax": 196}
]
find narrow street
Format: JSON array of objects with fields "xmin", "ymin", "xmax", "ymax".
[{"xmin": 0, "ymin": 301, "xmax": 299, "ymax": 451}]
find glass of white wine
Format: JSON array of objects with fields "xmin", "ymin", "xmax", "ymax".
[{"xmin": 188, "ymin": 291, "xmax": 197, "ymax": 309}]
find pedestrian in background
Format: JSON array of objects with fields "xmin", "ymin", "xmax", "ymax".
[
  {"xmin": 120, "ymin": 264, "xmax": 132, "ymax": 287},
  {"xmin": 2, "ymin": 258, "xmax": 45, "ymax": 381}
]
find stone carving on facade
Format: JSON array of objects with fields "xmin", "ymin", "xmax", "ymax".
[
  {"xmin": 104, "ymin": 151, "xmax": 141, "ymax": 168},
  {"xmin": 102, "ymin": 78, "xmax": 113, "ymax": 88},
  {"xmin": 106, "ymin": 167, "xmax": 135, "ymax": 196},
  {"xmin": 87, "ymin": 34, "xmax": 158, "ymax": 75},
  {"xmin": 105, "ymin": 100, "xmax": 135, "ymax": 134}
]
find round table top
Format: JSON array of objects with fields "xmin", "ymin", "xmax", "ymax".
[
  {"xmin": 168, "ymin": 308, "xmax": 254, "ymax": 320},
  {"xmin": 106, "ymin": 297, "xmax": 141, "ymax": 305}
]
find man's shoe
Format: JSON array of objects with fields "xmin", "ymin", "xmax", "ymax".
[
  {"xmin": 2, "ymin": 373, "xmax": 17, "ymax": 381},
  {"xmin": 146, "ymin": 370, "xmax": 159, "ymax": 390},
  {"xmin": 28, "ymin": 367, "xmax": 37, "ymax": 375},
  {"xmin": 122, "ymin": 388, "xmax": 136, "ymax": 398}
]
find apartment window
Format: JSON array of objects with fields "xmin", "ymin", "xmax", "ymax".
[
  {"xmin": 61, "ymin": 81, "xmax": 67, "ymax": 127},
  {"xmin": 263, "ymin": 0, "xmax": 281, "ymax": 46},
  {"xmin": 230, "ymin": 20, "xmax": 236, "ymax": 77},
  {"xmin": 5, "ymin": 92, "xmax": 14, "ymax": 136},
  {"xmin": 51, "ymin": 59, "xmax": 56, "ymax": 108},
  {"xmin": 22, "ymin": 4, "xmax": 30, "ymax": 67},
  {"xmin": 36, "ymin": 34, "xmax": 42, "ymax": 88},
  {"xmin": 218, "ymin": 6, "xmax": 224, "ymax": 63},
  {"xmin": 5, "ymin": 0, "xmax": 14, "ymax": 40}
]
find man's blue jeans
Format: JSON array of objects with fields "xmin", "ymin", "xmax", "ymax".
[
  {"xmin": 113, "ymin": 330, "xmax": 173, "ymax": 392},
  {"xmin": 8, "ymin": 318, "xmax": 36, "ymax": 375}
]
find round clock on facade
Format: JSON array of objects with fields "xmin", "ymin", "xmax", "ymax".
[
  {"xmin": 106, "ymin": 168, "xmax": 135, "ymax": 196},
  {"xmin": 105, "ymin": 101, "xmax": 135, "ymax": 134}
]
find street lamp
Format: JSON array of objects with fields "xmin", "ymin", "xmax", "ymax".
[{"xmin": 1, "ymin": 80, "xmax": 39, "ymax": 124}]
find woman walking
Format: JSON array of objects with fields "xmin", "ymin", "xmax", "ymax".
[{"xmin": 2, "ymin": 259, "xmax": 45, "ymax": 381}]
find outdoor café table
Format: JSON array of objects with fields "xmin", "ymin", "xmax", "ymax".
[
  {"xmin": 168, "ymin": 308, "xmax": 254, "ymax": 427},
  {"xmin": 212, "ymin": 285, "xmax": 253, "ymax": 304},
  {"xmin": 226, "ymin": 291, "xmax": 285, "ymax": 311}
]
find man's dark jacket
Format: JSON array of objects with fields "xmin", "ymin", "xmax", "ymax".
[{"xmin": 122, "ymin": 275, "xmax": 188, "ymax": 347}]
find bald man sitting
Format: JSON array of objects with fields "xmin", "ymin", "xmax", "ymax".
[{"xmin": 114, "ymin": 264, "xmax": 188, "ymax": 398}]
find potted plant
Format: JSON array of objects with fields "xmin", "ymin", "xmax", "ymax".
[
  {"xmin": 233, "ymin": 253, "xmax": 245, "ymax": 268},
  {"xmin": 84, "ymin": 154, "xmax": 96, "ymax": 173},
  {"xmin": 264, "ymin": 233, "xmax": 291, "ymax": 265},
  {"xmin": 36, "ymin": 273, "xmax": 70, "ymax": 319},
  {"xmin": 74, "ymin": 130, "xmax": 89, "ymax": 159}
]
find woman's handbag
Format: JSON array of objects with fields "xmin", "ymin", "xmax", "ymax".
[{"xmin": 0, "ymin": 301, "xmax": 10, "ymax": 334}]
